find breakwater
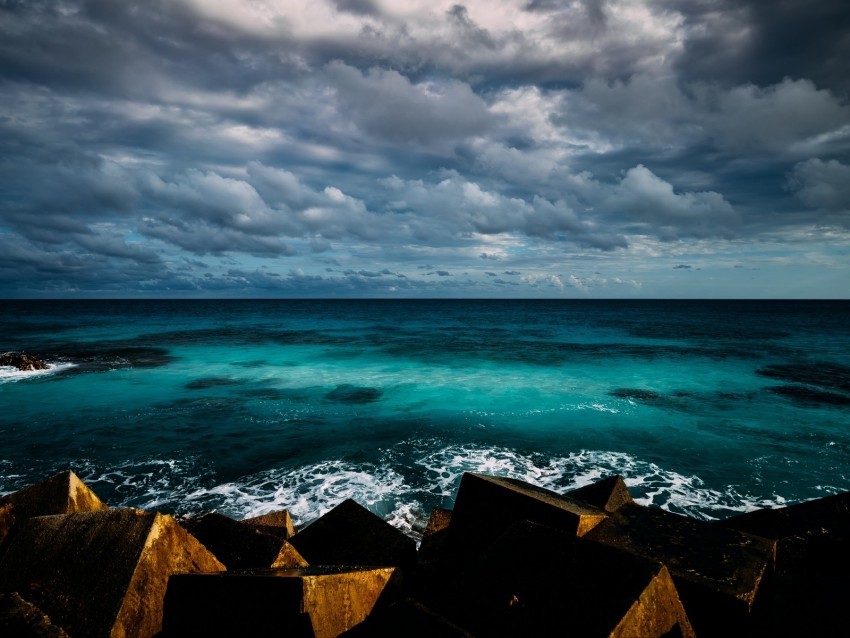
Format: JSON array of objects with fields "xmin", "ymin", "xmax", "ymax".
[{"xmin": 1, "ymin": 469, "xmax": 848, "ymax": 636}]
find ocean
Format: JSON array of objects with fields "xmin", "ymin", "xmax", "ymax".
[{"xmin": 2, "ymin": 299, "xmax": 849, "ymax": 539}]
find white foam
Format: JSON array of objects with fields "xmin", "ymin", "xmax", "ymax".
[
  {"xmin": 0, "ymin": 362, "xmax": 76, "ymax": 383},
  {"xmin": 413, "ymin": 442, "xmax": 785, "ymax": 520},
  {"xmin": 18, "ymin": 439, "xmax": 795, "ymax": 543}
]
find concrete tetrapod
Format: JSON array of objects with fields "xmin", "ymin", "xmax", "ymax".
[{"xmin": 0, "ymin": 509, "xmax": 224, "ymax": 638}]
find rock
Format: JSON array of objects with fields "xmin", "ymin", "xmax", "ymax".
[
  {"xmin": 162, "ymin": 566, "xmax": 398, "ymax": 638},
  {"xmin": 719, "ymin": 490, "xmax": 850, "ymax": 635},
  {"xmin": 341, "ymin": 597, "xmax": 472, "ymax": 638},
  {"xmin": 241, "ymin": 509, "xmax": 296, "ymax": 539},
  {"xmin": 0, "ymin": 352, "xmax": 48, "ymax": 371},
  {"xmin": 584, "ymin": 502, "xmax": 775, "ymax": 636},
  {"xmin": 568, "ymin": 475, "xmax": 634, "ymax": 512},
  {"xmin": 289, "ymin": 500, "xmax": 417, "ymax": 576},
  {"xmin": 0, "ymin": 471, "xmax": 108, "ymax": 548},
  {"xmin": 447, "ymin": 473, "xmax": 607, "ymax": 559},
  {"xmin": 0, "ymin": 509, "xmax": 224, "ymax": 638},
  {"xmin": 435, "ymin": 521, "xmax": 694, "ymax": 637},
  {"xmin": 0, "ymin": 592, "xmax": 69, "ymax": 638},
  {"xmin": 181, "ymin": 512, "xmax": 291, "ymax": 570}
]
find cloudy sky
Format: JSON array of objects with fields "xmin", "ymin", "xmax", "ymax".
[{"xmin": 1, "ymin": 0, "xmax": 848, "ymax": 298}]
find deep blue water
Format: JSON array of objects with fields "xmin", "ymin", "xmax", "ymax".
[{"xmin": 2, "ymin": 299, "xmax": 849, "ymax": 538}]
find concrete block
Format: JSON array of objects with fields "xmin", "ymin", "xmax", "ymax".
[
  {"xmin": 271, "ymin": 541, "xmax": 310, "ymax": 569},
  {"xmin": 162, "ymin": 566, "xmax": 397, "ymax": 638},
  {"xmin": 0, "ymin": 592, "xmax": 69, "ymax": 638},
  {"xmin": 242, "ymin": 509, "xmax": 296, "ymax": 539},
  {"xmin": 418, "ymin": 508, "xmax": 452, "ymax": 568},
  {"xmin": 0, "ymin": 471, "xmax": 107, "ymax": 547},
  {"xmin": 182, "ymin": 512, "xmax": 290, "ymax": 570},
  {"xmin": 567, "ymin": 475, "xmax": 634, "ymax": 512},
  {"xmin": 0, "ymin": 509, "xmax": 224, "ymax": 638},
  {"xmin": 290, "ymin": 500, "xmax": 417, "ymax": 575},
  {"xmin": 447, "ymin": 473, "xmax": 606, "ymax": 557},
  {"xmin": 341, "ymin": 597, "xmax": 472, "ymax": 637},
  {"xmin": 437, "ymin": 521, "xmax": 694, "ymax": 637},
  {"xmin": 719, "ymin": 490, "xmax": 850, "ymax": 635},
  {"xmin": 585, "ymin": 502, "xmax": 775, "ymax": 636}
]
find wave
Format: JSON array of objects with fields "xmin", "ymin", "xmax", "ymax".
[
  {"xmin": 0, "ymin": 439, "xmax": 792, "ymax": 543},
  {"xmin": 0, "ymin": 362, "xmax": 76, "ymax": 383}
]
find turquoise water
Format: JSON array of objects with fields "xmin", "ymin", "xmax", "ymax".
[{"xmin": 2, "ymin": 300, "xmax": 849, "ymax": 538}]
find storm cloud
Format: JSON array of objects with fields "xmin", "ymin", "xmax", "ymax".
[{"xmin": 1, "ymin": 0, "xmax": 848, "ymax": 297}]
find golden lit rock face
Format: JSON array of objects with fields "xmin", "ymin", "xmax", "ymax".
[
  {"xmin": 0, "ymin": 509, "xmax": 224, "ymax": 638},
  {"xmin": 163, "ymin": 566, "xmax": 397, "ymax": 638}
]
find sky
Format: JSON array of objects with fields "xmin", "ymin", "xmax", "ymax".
[{"xmin": 1, "ymin": 0, "xmax": 849, "ymax": 298}]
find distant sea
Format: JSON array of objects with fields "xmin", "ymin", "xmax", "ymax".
[{"xmin": 2, "ymin": 299, "xmax": 849, "ymax": 538}]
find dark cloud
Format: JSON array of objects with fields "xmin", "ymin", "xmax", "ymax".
[
  {"xmin": 663, "ymin": 0, "xmax": 850, "ymax": 94},
  {"xmin": 0, "ymin": 0, "xmax": 847, "ymax": 298}
]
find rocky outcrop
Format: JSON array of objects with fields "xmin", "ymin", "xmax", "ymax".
[{"xmin": 0, "ymin": 352, "xmax": 48, "ymax": 371}]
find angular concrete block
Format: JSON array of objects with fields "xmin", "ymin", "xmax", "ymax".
[
  {"xmin": 341, "ymin": 597, "xmax": 473, "ymax": 637},
  {"xmin": 436, "ymin": 521, "xmax": 694, "ymax": 637},
  {"xmin": 585, "ymin": 502, "xmax": 775, "ymax": 636},
  {"xmin": 719, "ymin": 490, "xmax": 850, "ymax": 635},
  {"xmin": 418, "ymin": 508, "xmax": 453, "ymax": 570},
  {"xmin": 0, "ymin": 471, "xmax": 107, "ymax": 546},
  {"xmin": 242, "ymin": 509, "xmax": 296, "ymax": 539},
  {"xmin": 182, "ymin": 512, "xmax": 290, "ymax": 570},
  {"xmin": 290, "ymin": 500, "xmax": 417, "ymax": 575},
  {"xmin": 423, "ymin": 508, "xmax": 452, "ymax": 538},
  {"xmin": 271, "ymin": 541, "xmax": 310, "ymax": 569},
  {"xmin": 568, "ymin": 475, "xmax": 634, "ymax": 512},
  {"xmin": 163, "ymin": 566, "xmax": 397, "ymax": 638},
  {"xmin": 0, "ymin": 592, "xmax": 69, "ymax": 638},
  {"xmin": 0, "ymin": 509, "xmax": 224, "ymax": 638},
  {"xmin": 448, "ymin": 473, "xmax": 606, "ymax": 557}
]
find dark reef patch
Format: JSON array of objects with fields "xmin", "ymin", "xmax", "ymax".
[
  {"xmin": 756, "ymin": 363, "xmax": 850, "ymax": 394},
  {"xmin": 767, "ymin": 385, "xmax": 850, "ymax": 407},
  {"xmin": 325, "ymin": 384, "xmax": 382, "ymax": 404},
  {"xmin": 44, "ymin": 345, "xmax": 177, "ymax": 372},
  {"xmin": 185, "ymin": 377, "xmax": 243, "ymax": 390},
  {"xmin": 609, "ymin": 388, "xmax": 664, "ymax": 402}
]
